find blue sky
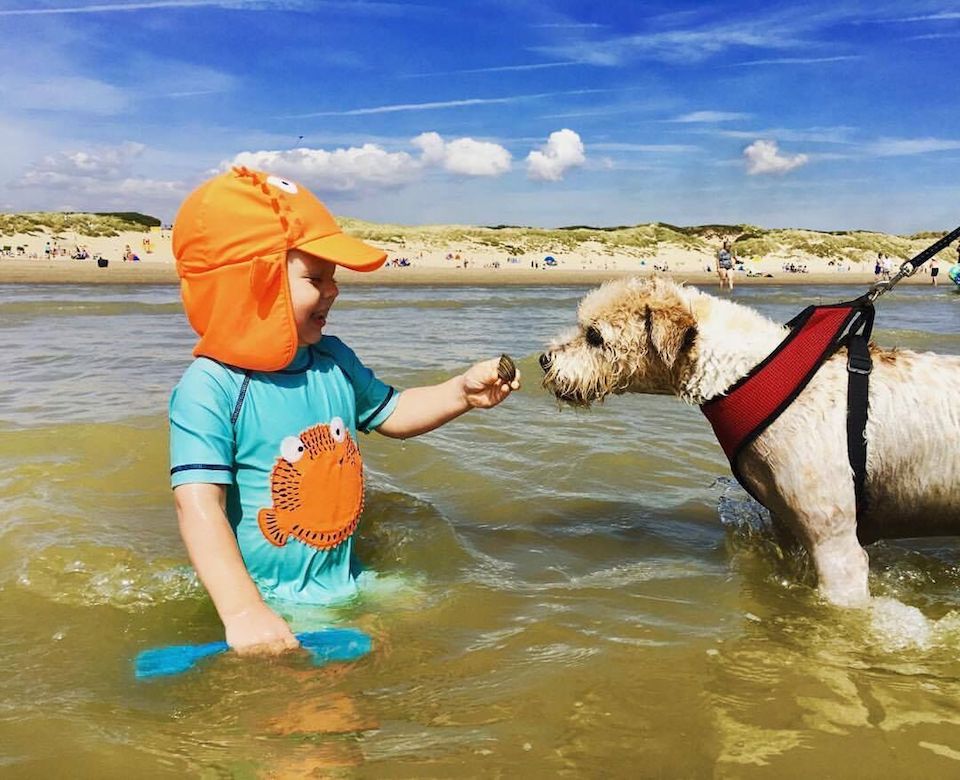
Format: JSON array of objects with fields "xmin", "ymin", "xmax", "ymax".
[{"xmin": 1, "ymin": 0, "xmax": 958, "ymax": 231}]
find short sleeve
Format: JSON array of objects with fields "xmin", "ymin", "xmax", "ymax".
[
  {"xmin": 321, "ymin": 337, "xmax": 399, "ymax": 433},
  {"xmin": 169, "ymin": 359, "xmax": 239, "ymax": 487}
]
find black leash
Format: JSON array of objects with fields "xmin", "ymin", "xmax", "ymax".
[{"xmin": 863, "ymin": 224, "xmax": 960, "ymax": 303}]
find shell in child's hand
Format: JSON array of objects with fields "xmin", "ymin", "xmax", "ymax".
[{"xmin": 497, "ymin": 354, "xmax": 517, "ymax": 384}]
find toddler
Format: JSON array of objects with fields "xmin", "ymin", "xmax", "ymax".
[{"xmin": 169, "ymin": 167, "xmax": 520, "ymax": 654}]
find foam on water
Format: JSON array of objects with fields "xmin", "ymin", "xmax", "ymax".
[
  {"xmin": 867, "ymin": 597, "xmax": 934, "ymax": 651},
  {"xmin": 867, "ymin": 598, "xmax": 960, "ymax": 653}
]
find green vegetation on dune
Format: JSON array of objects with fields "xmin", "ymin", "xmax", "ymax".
[
  {"xmin": 92, "ymin": 212, "xmax": 161, "ymax": 228},
  {"xmin": 0, "ymin": 212, "xmax": 159, "ymax": 237},
  {"xmin": 339, "ymin": 217, "xmax": 711, "ymax": 257},
  {"xmin": 734, "ymin": 228, "xmax": 955, "ymax": 263},
  {"xmin": 341, "ymin": 216, "xmax": 949, "ymax": 261},
  {"xmin": 3, "ymin": 211, "xmax": 954, "ymax": 262}
]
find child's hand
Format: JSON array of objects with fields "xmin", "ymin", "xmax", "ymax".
[
  {"xmin": 460, "ymin": 357, "xmax": 522, "ymax": 409},
  {"xmin": 224, "ymin": 601, "xmax": 300, "ymax": 656}
]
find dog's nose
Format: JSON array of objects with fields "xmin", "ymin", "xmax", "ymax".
[{"xmin": 539, "ymin": 352, "xmax": 552, "ymax": 373}]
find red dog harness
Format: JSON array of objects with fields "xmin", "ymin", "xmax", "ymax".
[{"xmin": 700, "ymin": 299, "xmax": 875, "ymax": 526}]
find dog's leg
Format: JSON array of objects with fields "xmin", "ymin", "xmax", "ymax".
[
  {"xmin": 768, "ymin": 508, "xmax": 870, "ymax": 607},
  {"xmin": 740, "ymin": 447, "xmax": 869, "ymax": 607},
  {"xmin": 807, "ymin": 526, "xmax": 870, "ymax": 606}
]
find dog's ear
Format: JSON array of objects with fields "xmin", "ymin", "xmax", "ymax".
[{"xmin": 645, "ymin": 304, "xmax": 697, "ymax": 365}]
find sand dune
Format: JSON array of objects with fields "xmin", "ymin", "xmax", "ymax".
[{"xmin": 1, "ymin": 215, "xmax": 955, "ymax": 286}]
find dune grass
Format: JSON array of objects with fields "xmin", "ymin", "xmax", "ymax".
[
  {"xmin": 0, "ymin": 212, "xmax": 159, "ymax": 238},
  {"xmin": 340, "ymin": 217, "xmax": 955, "ymax": 261},
  {"xmin": 3, "ymin": 211, "xmax": 955, "ymax": 262}
]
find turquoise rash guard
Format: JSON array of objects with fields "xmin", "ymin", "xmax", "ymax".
[{"xmin": 170, "ymin": 336, "xmax": 399, "ymax": 604}]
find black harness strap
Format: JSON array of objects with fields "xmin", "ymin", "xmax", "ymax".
[
  {"xmin": 846, "ymin": 338, "xmax": 871, "ymax": 515},
  {"xmin": 847, "ymin": 303, "xmax": 876, "ymax": 527},
  {"xmin": 844, "ymin": 303, "xmax": 875, "ymax": 528}
]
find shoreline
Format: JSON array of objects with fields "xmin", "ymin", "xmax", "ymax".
[{"xmin": 0, "ymin": 259, "xmax": 946, "ymax": 288}]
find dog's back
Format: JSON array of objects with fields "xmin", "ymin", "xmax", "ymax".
[{"xmin": 861, "ymin": 347, "xmax": 960, "ymax": 539}]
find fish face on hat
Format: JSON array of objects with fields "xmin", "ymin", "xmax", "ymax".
[{"xmin": 173, "ymin": 166, "xmax": 386, "ymax": 371}]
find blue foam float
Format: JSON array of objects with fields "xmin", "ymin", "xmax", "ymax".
[{"xmin": 135, "ymin": 627, "xmax": 372, "ymax": 680}]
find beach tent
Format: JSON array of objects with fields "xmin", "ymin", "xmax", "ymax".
[{"xmin": 544, "ymin": 256, "xmax": 557, "ymax": 266}]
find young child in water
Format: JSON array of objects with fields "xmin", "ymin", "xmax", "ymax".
[{"xmin": 169, "ymin": 167, "xmax": 520, "ymax": 655}]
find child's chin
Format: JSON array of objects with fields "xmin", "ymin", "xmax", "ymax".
[{"xmin": 297, "ymin": 328, "xmax": 324, "ymax": 346}]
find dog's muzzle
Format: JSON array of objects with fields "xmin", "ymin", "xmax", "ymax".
[{"xmin": 539, "ymin": 351, "xmax": 585, "ymax": 404}]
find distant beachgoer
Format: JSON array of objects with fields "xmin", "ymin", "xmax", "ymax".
[
  {"xmin": 880, "ymin": 254, "xmax": 892, "ymax": 280},
  {"xmin": 716, "ymin": 240, "xmax": 735, "ymax": 290},
  {"xmin": 931, "ymin": 259, "xmax": 940, "ymax": 286}
]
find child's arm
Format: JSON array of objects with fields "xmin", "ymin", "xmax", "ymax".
[
  {"xmin": 174, "ymin": 483, "xmax": 299, "ymax": 654},
  {"xmin": 376, "ymin": 357, "xmax": 520, "ymax": 439}
]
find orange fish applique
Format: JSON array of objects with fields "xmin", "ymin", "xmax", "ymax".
[{"xmin": 257, "ymin": 417, "xmax": 364, "ymax": 551}]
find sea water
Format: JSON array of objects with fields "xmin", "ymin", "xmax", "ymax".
[{"xmin": 0, "ymin": 282, "xmax": 958, "ymax": 777}]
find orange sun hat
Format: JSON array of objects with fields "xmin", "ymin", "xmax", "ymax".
[{"xmin": 172, "ymin": 166, "xmax": 386, "ymax": 371}]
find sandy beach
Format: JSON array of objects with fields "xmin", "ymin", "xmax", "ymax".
[
  {"xmin": 0, "ymin": 226, "xmax": 951, "ymax": 287},
  {"xmin": 0, "ymin": 257, "xmax": 933, "ymax": 288}
]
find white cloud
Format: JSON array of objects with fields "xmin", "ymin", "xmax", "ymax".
[
  {"xmin": 670, "ymin": 111, "xmax": 750, "ymax": 123},
  {"xmin": 11, "ymin": 141, "xmax": 186, "ymax": 213},
  {"xmin": 231, "ymin": 145, "xmax": 423, "ymax": 192},
  {"xmin": 287, "ymin": 88, "xmax": 612, "ymax": 118},
  {"xmin": 733, "ymin": 55, "xmax": 861, "ymax": 66},
  {"xmin": 444, "ymin": 138, "xmax": 512, "ymax": 176},
  {"xmin": 291, "ymin": 96, "xmax": 528, "ymax": 118},
  {"xmin": 890, "ymin": 12, "xmax": 960, "ymax": 22},
  {"xmin": 17, "ymin": 142, "xmax": 147, "ymax": 185},
  {"xmin": 526, "ymin": 129, "xmax": 586, "ymax": 181},
  {"xmin": 865, "ymin": 137, "xmax": 960, "ymax": 157},
  {"xmin": 537, "ymin": 24, "xmax": 806, "ymax": 66},
  {"xmin": 411, "ymin": 132, "xmax": 446, "ymax": 166},
  {"xmin": 231, "ymin": 133, "xmax": 513, "ymax": 193},
  {"xmin": 444, "ymin": 138, "xmax": 511, "ymax": 176},
  {"xmin": 743, "ymin": 139, "xmax": 809, "ymax": 175},
  {"xmin": 411, "ymin": 133, "xmax": 512, "ymax": 176}
]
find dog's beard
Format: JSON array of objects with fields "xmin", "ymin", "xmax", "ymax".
[
  {"xmin": 541, "ymin": 350, "xmax": 623, "ymax": 407},
  {"xmin": 545, "ymin": 381, "xmax": 596, "ymax": 408}
]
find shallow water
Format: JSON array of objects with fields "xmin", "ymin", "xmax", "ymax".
[{"xmin": 1, "ymin": 281, "xmax": 959, "ymax": 777}]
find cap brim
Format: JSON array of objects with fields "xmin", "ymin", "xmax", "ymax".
[{"xmin": 297, "ymin": 232, "xmax": 387, "ymax": 272}]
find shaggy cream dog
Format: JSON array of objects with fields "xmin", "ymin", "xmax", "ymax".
[{"xmin": 540, "ymin": 277, "xmax": 960, "ymax": 606}]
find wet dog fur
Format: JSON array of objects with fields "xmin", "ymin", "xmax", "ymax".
[{"xmin": 540, "ymin": 276, "xmax": 960, "ymax": 606}]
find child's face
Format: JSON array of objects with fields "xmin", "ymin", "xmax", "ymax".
[{"xmin": 287, "ymin": 249, "xmax": 339, "ymax": 346}]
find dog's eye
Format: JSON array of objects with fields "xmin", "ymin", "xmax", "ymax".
[{"xmin": 585, "ymin": 325, "xmax": 604, "ymax": 347}]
